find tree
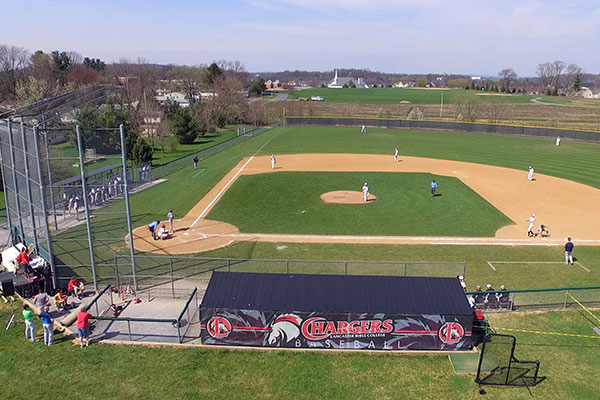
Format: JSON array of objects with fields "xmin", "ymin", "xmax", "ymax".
[
  {"xmin": 447, "ymin": 78, "xmax": 469, "ymax": 88},
  {"xmin": 83, "ymin": 57, "xmax": 106, "ymax": 72},
  {"xmin": 166, "ymin": 65, "xmax": 204, "ymax": 104},
  {"xmin": 15, "ymin": 76, "xmax": 59, "ymax": 104},
  {"xmin": 68, "ymin": 66, "xmax": 99, "ymax": 87},
  {"xmin": 205, "ymin": 62, "xmax": 223, "ymax": 86},
  {"xmin": 416, "ymin": 76, "xmax": 428, "ymax": 87},
  {"xmin": 170, "ymin": 106, "xmax": 200, "ymax": 144},
  {"xmin": 498, "ymin": 69, "xmax": 517, "ymax": 93},
  {"xmin": 0, "ymin": 44, "xmax": 30, "ymax": 98},
  {"xmin": 564, "ymin": 64, "xmax": 583, "ymax": 94},
  {"xmin": 249, "ymin": 78, "xmax": 266, "ymax": 96},
  {"xmin": 454, "ymin": 92, "xmax": 480, "ymax": 122},
  {"xmin": 573, "ymin": 73, "xmax": 581, "ymax": 91},
  {"xmin": 537, "ymin": 60, "xmax": 565, "ymax": 94}
]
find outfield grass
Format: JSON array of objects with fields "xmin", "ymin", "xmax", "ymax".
[
  {"xmin": 1, "ymin": 303, "xmax": 598, "ymax": 399},
  {"xmin": 286, "ymin": 87, "xmax": 569, "ymax": 105},
  {"xmin": 208, "ymin": 171, "xmax": 513, "ymax": 237}
]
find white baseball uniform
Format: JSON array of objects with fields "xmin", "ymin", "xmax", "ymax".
[
  {"xmin": 362, "ymin": 184, "xmax": 369, "ymax": 202},
  {"xmin": 394, "ymin": 148, "xmax": 398, "ymax": 162},
  {"xmin": 271, "ymin": 155, "xmax": 276, "ymax": 169},
  {"xmin": 556, "ymin": 136, "xmax": 561, "ymax": 146},
  {"xmin": 527, "ymin": 216, "xmax": 535, "ymax": 233},
  {"xmin": 527, "ymin": 167, "xmax": 534, "ymax": 181},
  {"xmin": 361, "ymin": 125, "xmax": 366, "ymax": 133}
]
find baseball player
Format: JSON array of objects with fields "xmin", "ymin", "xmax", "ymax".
[
  {"xmin": 564, "ymin": 237, "xmax": 574, "ymax": 265},
  {"xmin": 270, "ymin": 154, "xmax": 276, "ymax": 169},
  {"xmin": 556, "ymin": 136, "xmax": 561, "ymax": 146},
  {"xmin": 527, "ymin": 213, "xmax": 536, "ymax": 237},
  {"xmin": 361, "ymin": 125, "xmax": 366, "ymax": 133},
  {"xmin": 362, "ymin": 182, "xmax": 369, "ymax": 202},
  {"xmin": 527, "ymin": 166, "xmax": 534, "ymax": 181},
  {"xmin": 167, "ymin": 209, "xmax": 174, "ymax": 233},
  {"xmin": 394, "ymin": 148, "xmax": 398, "ymax": 162},
  {"xmin": 430, "ymin": 180, "xmax": 438, "ymax": 197}
]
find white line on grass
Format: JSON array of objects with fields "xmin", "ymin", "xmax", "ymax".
[
  {"xmin": 486, "ymin": 261, "xmax": 496, "ymax": 271},
  {"xmin": 191, "ymin": 129, "xmax": 282, "ymax": 227},
  {"xmin": 575, "ymin": 262, "xmax": 590, "ymax": 272},
  {"xmin": 192, "ymin": 168, "xmax": 206, "ymax": 178}
]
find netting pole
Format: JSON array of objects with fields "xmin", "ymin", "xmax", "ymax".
[
  {"xmin": 114, "ymin": 254, "xmax": 120, "ymax": 289},
  {"xmin": 7, "ymin": 120, "xmax": 25, "ymax": 243},
  {"xmin": 463, "ymin": 261, "xmax": 467, "ymax": 277},
  {"xmin": 563, "ymin": 289, "xmax": 569, "ymax": 309},
  {"xmin": 0, "ymin": 124, "xmax": 14, "ymax": 243},
  {"xmin": 41, "ymin": 115, "xmax": 58, "ymax": 230},
  {"xmin": 76, "ymin": 125, "xmax": 98, "ymax": 291},
  {"xmin": 120, "ymin": 124, "xmax": 137, "ymax": 291},
  {"xmin": 20, "ymin": 123, "xmax": 40, "ymax": 254},
  {"xmin": 33, "ymin": 126, "xmax": 57, "ymax": 289},
  {"xmin": 404, "ymin": 263, "xmax": 408, "ymax": 276},
  {"xmin": 170, "ymin": 258, "xmax": 175, "ymax": 298}
]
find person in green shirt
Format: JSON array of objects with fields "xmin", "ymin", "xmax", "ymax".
[{"xmin": 22, "ymin": 304, "xmax": 37, "ymax": 342}]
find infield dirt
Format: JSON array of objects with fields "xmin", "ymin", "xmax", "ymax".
[{"xmin": 130, "ymin": 154, "xmax": 600, "ymax": 254}]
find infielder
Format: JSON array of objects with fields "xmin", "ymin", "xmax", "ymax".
[
  {"xmin": 564, "ymin": 237, "xmax": 574, "ymax": 265},
  {"xmin": 271, "ymin": 154, "xmax": 276, "ymax": 169},
  {"xmin": 394, "ymin": 148, "xmax": 398, "ymax": 162},
  {"xmin": 430, "ymin": 180, "xmax": 438, "ymax": 197},
  {"xmin": 527, "ymin": 166, "xmax": 534, "ymax": 181},
  {"xmin": 556, "ymin": 136, "xmax": 561, "ymax": 146},
  {"xmin": 361, "ymin": 125, "xmax": 366, "ymax": 133},
  {"xmin": 362, "ymin": 182, "xmax": 369, "ymax": 202},
  {"xmin": 527, "ymin": 213, "xmax": 536, "ymax": 237}
]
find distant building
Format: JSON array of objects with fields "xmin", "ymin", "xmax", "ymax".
[
  {"xmin": 328, "ymin": 69, "xmax": 369, "ymax": 88},
  {"xmin": 580, "ymin": 87, "xmax": 600, "ymax": 99}
]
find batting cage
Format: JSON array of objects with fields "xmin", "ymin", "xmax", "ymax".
[
  {"xmin": 475, "ymin": 334, "xmax": 545, "ymax": 394},
  {"xmin": 200, "ymin": 272, "xmax": 476, "ymax": 351}
]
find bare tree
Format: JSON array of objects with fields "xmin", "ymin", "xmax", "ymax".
[
  {"xmin": 0, "ymin": 44, "xmax": 31, "ymax": 98},
  {"xmin": 498, "ymin": 68, "xmax": 517, "ymax": 93},
  {"xmin": 454, "ymin": 92, "xmax": 480, "ymax": 122},
  {"xmin": 563, "ymin": 64, "xmax": 583, "ymax": 94},
  {"xmin": 166, "ymin": 65, "xmax": 205, "ymax": 103},
  {"xmin": 537, "ymin": 60, "xmax": 566, "ymax": 94}
]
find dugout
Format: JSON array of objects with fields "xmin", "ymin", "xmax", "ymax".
[{"xmin": 200, "ymin": 272, "xmax": 475, "ymax": 351}]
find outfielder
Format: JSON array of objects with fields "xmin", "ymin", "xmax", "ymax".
[
  {"xmin": 527, "ymin": 166, "xmax": 534, "ymax": 181},
  {"xmin": 556, "ymin": 136, "xmax": 561, "ymax": 146},
  {"xmin": 394, "ymin": 148, "xmax": 398, "ymax": 162},
  {"xmin": 527, "ymin": 213, "xmax": 536, "ymax": 237},
  {"xmin": 271, "ymin": 154, "xmax": 276, "ymax": 169},
  {"xmin": 361, "ymin": 125, "xmax": 366, "ymax": 133},
  {"xmin": 362, "ymin": 182, "xmax": 370, "ymax": 202}
]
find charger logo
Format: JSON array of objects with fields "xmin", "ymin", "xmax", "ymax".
[
  {"xmin": 438, "ymin": 322, "xmax": 464, "ymax": 344},
  {"xmin": 207, "ymin": 316, "xmax": 232, "ymax": 338}
]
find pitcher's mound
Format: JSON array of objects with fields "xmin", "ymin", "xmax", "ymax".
[{"xmin": 321, "ymin": 190, "xmax": 376, "ymax": 204}]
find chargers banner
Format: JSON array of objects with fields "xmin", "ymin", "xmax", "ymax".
[{"xmin": 200, "ymin": 309, "xmax": 473, "ymax": 351}]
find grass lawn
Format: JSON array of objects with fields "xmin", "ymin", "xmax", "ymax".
[
  {"xmin": 286, "ymin": 87, "xmax": 569, "ymax": 105},
  {"xmin": 208, "ymin": 172, "xmax": 513, "ymax": 237},
  {"xmin": 1, "ymin": 303, "xmax": 598, "ymax": 399}
]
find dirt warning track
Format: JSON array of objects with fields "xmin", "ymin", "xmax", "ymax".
[{"xmin": 130, "ymin": 154, "xmax": 600, "ymax": 254}]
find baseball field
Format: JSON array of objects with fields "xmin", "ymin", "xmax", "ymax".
[{"xmin": 35, "ymin": 123, "xmax": 600, "ymax": 398}]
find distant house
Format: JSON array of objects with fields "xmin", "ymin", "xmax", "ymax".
[
  {"xmin": 327, "ymin": 69, "xmax": 368, "ymax": 88},
  {"xmin": 580, "ymin": 87, "xmax": 600, "ymax": 99},
  {"xmin": 265, "ymin": 80, "xmax": 273, "ymax": 89}
]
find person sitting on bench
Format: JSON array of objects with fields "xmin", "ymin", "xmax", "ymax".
[
  {"xmin": 473, "ymin": 286, "xmax": 486, "ymax": 308},
  {"xmin": 485, "ymin": 284, "xmax": 499, "ymax": 309},
  {"xmin": 67, "ymin": 277, "xmax": 85, "ymax": 299},
  {"xmin": 497, "ymin": 284, "xmax": 512, "ymax": 309}
]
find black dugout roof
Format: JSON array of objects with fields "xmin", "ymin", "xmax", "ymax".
[{"xmin": 201, "ymin": 272, "xmax": 472, "ymax": 315}]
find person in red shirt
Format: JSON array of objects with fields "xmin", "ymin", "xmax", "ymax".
[
  {"xmin": 67, "ymin": 277, "xmax": 85, "ymax": 299},
  {"xmin": 76, "ymin": 306, "xmax": 93, "ymax": 348},
  {"xmin": 15, "ymin": 248, "xmax": 33, "ymax": 279}
]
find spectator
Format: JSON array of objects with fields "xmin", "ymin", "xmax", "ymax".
[
  {"xmin": 22, "ymin": 304, "xmax": 37, "ymax": 342},
  {"xmin": 485, "ymin": 284, "xmax": 498, "ymax": 309},
  {"xmin": 458, "ymin": 275, "xmax": 467, "ymax": 292},
  {"xmin": 76, "ymin": 306, "xmax": 93, "ymax": 348},
  {"xmin": 54, "ymin": 289, "xmax": 68, "ymax": 310},
  {"xmin": 473, "ymin": 285, "xmax": 485, "ymax": 306},
  {"xmin": 497, "ymin": 284, "xmax": 511, "ymax": 309},
  {"xmin": 40, "ymin": 262, "xmax": 53, "ymax": 294},
  {"xmin": 39, "ymin": 305, "xmax": 54, "ymax": 346},
  {"xmin": 33, "ymin": 290, "xmax": 50, "ymax": 309},
  {"xmin": 15, "ymin": 248, "xmax": 33, "ymax": 279},
  {"xmin": 68, "ymin": 277, "xmax": 85, "ymax": 299}
]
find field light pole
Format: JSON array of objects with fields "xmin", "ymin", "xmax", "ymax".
[
  {"xmin": 120, "ymin": 124, "xmax": 137, "ymax": 291},
  {"xmin": 20, "ymin": 122, "xmax": 40, "ymax": 253},
  {"xmin": 440, "ymin": 92, "xmax": 444, "ymax": 117},
  {"xmin": 76, "ymin": 126, "xmax": 98, "ymax": 291}
]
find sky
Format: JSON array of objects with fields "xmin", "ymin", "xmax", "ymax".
[{"xmin": 2, "ymin": 0, "xmax": 599, "ymax": 76}]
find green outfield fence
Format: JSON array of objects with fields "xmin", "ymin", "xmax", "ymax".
[
  {"xmin": 466, "ymin": 285, "xmax": 600, "ymax": 312},
  {"xmin": 151, "ymin": 123, "xmax": 279, "ymax": 179},
  {"xmin": 286, "ymin": 117, "xmax": 600, "ymax": 143}
]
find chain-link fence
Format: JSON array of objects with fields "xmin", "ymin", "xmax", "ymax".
[
  {"xmin": 286, "ymin": 117, "xmax": 600, "ymax": 143},
  {"xmin": 151, "ymin": 123, "xmax": 279, "ymax": 179}
]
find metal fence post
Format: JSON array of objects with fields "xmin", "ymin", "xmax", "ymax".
[
  {"xmin": 344, "ymin": 261, "xmax": 348, "ymax": 275},
  {"xmin": 114, "ymin": 254, "xmax": 120, "ymax": 289},
  {"xmin": 463, "ymin": 261, "xmax": 467, "ymax": 277},
  {"xmin": 120, "ymin": 124, "xmax": 137, "ymax": 291},
  {"xmin": 170, "ymin": 257, "xmax": 175, "ymax": 298},
  {"xmin": 177, "ymin": 322, "xmax": 181, "ymax": 343},
  {"xmin": 286, "ymin": 259, "xmax": 289, "ymax": 274},
  {"xmin": 564, "ymin": 290, "xmax": 569, "ymax": 309},
  {"xmin": 127, "ymin": 320, "xmax": 132, "ymax": 341},
  {"xmin": 404, "ymin": 263, "xmax": 408, "ymax": 276},
  {"xmin": 227, "ymin": 258, "xmax": 231, "ymax": 272}
]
